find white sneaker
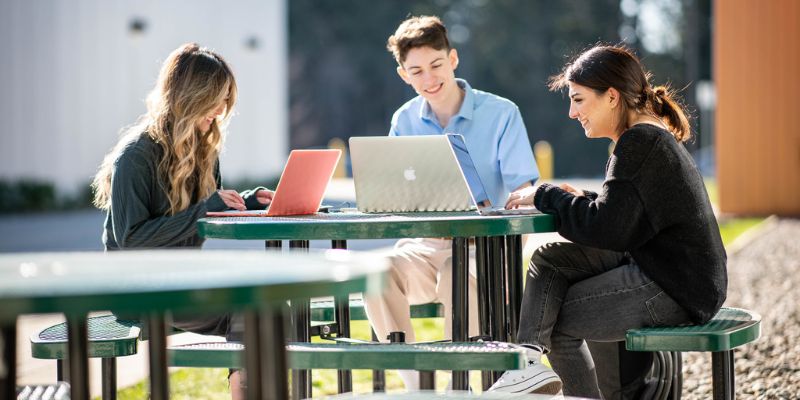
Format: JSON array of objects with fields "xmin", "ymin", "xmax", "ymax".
[{"xmin": 487, "ymin": 347, "xmax": 562, "ymax": 395}]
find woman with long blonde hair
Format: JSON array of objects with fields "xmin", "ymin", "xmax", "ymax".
[{"xmin": 92, "ymin": 42, "xmax": 270, "ymax": 398}]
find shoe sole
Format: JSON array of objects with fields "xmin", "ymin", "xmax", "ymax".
[
  {"xmin": 489, "ymin": 371, "xmax": 563, "ymax": 395},
  {"xmin": 529, "ymin": 380, "xmax": 562, "ymax": 395}
]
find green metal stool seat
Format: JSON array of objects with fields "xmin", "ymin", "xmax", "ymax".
[
  {"xmin": 626, "ymin": 307, "xmax": 761, "ymax": 400},
  {"xmin": 168, "ymin": 340, "xmax": 526, "ymax": 392},
  {"xmin": 30, "ymin": 314, "xmax": 140, "ymax": 400},
  {"xmin": 309, "ymin": 297, "xmax": 444, "ymax": 392}
]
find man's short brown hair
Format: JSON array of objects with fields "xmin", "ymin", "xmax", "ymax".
[{"xmin": 387, "ymin": 15, "xmax": 451, "ymax": 65}]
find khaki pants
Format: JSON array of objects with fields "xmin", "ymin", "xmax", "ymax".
[{"xmin": 363, "ymin": 237, "xmax": 480, "ymax": 344}]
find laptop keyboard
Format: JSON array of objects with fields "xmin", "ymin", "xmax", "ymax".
[{"xmin": 206, "ymin": 210, "xmax": 493, "ymax": 223}]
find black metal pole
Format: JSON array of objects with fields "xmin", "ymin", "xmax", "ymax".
[
  {"xmin": 146, "ymin": 313, "xmax": 169, "ymax": 400},
  {"xmin": 474, "ymin": 236, "xmax": 494, "ymax": 390},
  {"xmin": 289, "ymin": 240, "xmax": 312, "ymax": 399},
  {"xmin": 670, "ymin": 352, "xmax": 682, "ymax": 400},
  {"xmin": 262, "ymin": 307, "xmax": 289, "ymax": 400},
  {"xmin": 331, "ymin": 240, "xmax": 353, "ymax": 394},
  {"xmin": 489, "ymin": 236, "xmax": 507, "ymax": 383},
  {"xmin": 1, "ymin": 324, "xmax": 17, "ymax": 400},
  {"xmin": 419, "ymin": 371, "xmax": 436, "ymax": 390},
  {"xmin": 101, "ymin": 358, "xmax": 117, "ymax": 400},
  {"xmin": 505, "ymin": 235, "xmax": 523, "ymax": 343},
  {"xmin": 370, "ymin": 329, "xmax": 385, "ymax": 392},
  {"xmin": 66, "ymin": 315, "xmax": 90, "ymax": 400},
  {"xmin": 451, "ymin": 237, "xmax": 469, "ymax": 390},
  {"xmin": 244, "ymin": 310, "xmax": 263, "ymax": 400},
  {"xmin": 489, "ymin": 237, "xmax": 508, "ymax": 343},
  {"xmin": 57, "ymin": 360, "xmax": 65, "ymax": 381},
  {"xmin": 711, "ymin": 350, "xmax": 735, "ymax": 400},
  {"xmin": 475, "ymin": 237, "xmax": 490, "ymax": 337}
]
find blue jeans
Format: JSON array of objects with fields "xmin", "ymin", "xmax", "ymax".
[{"xmin": 516, "ymin": 242, "xmax": 691, "ymax": 398}]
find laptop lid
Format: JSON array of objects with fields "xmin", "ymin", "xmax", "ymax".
[
  {"xmin": 266, "ymin": 149, "xmax": 341, "ymax": 216},
  {"xmin": 446, "ymin": 133, "xmax": 541, "ymax": 216},
  {"xmin": 446, "ymin": 133, "xmax": 491, "ymax": 206},
  {"xmin": 349, "ymin": 136, "xmax": 475, "ymax": 213}
]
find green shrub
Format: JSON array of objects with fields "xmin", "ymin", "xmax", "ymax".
[{"xmin": 0, "ymin": 179, "xmax": 56, "ymax": 213}]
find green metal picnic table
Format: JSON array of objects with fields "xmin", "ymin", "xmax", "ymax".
[
  {"xmin": 199, "ymin": 211, "xmax": 556, "ymax": 393},
  {"xmin": 0, "ymin": 249, "xmax": 387, "ymax": 400}
]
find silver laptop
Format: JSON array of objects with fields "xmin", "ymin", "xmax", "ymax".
[
  {"xmin": 349, "ymin": 135, "xmax": 540, "ymax": 215},
  {"xmin": 446, "ymin": 134, "xmax": 541, "ymax": 216},
  {"xmin": 349, "ymin": 136, "xmax": 475, "ymax": 212}
]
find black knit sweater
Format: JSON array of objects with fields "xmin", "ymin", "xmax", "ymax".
[{"xmin": 533, "ymin": 124, "xmax": 727, "ymax": 324}]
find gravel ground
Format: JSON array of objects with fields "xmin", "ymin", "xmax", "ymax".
[{"xmin": 681, "ymin": 218, "xmax": 800, "ymax": 399}]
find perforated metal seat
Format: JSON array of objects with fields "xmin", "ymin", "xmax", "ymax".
[
  {"xmin": 168, "ymin": 341, "xmax": 527, "ymax": 371},
  {"xmin": 626, "ymin": 307, "xmax": 761, "ymax": 400},
  {"xmin": 30, "ymin": 314, "xmax": 140, "ymax": 400}
]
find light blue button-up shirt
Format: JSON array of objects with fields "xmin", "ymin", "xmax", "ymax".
[{"xmin": 389, "ymin": 79, "xmax": 539, "ymax": 207}]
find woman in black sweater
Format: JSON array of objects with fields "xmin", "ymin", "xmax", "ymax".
[
  {"xmin": 92, "ymin": 43, "xmax": 271, "ymax": 399},
  {"xmin": 488, "ymin": 45, "xmax": 727, "ymax": 398}
]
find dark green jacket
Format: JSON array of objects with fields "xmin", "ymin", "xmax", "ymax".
[{"xmin": 103, "ymin": 133, "xmax": 264, "ymax": 250}]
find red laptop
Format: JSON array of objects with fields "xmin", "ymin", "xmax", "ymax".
[{"xmin": 207, "ymin": 149, "xmax": 341, "ymax": 217}]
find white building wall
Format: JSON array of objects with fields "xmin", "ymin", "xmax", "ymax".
[{"xmin": 0, "ymin": 0, "xmax": 288, "ymax": 194}]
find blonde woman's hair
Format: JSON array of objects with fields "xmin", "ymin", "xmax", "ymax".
[{"xmin": 92, "ymin": 43, "xmax": 237, "ymax": 214}]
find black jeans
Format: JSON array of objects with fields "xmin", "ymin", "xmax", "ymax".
[{"xmin": 516, "ymin": 242, "xmax": 691, "ymax": 398}]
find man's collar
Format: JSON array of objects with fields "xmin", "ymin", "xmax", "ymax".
[{"xmin": 419, "ymin": 78, "xmax": 474, "ymax": 123}]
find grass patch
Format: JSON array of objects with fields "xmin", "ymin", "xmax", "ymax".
[
  {"xmin": 111, "ymin": 368, "xmax": 230, "ymax": 400},
  {"xmin": 718, "ymin": 218, "xmax": 763, "ymax": 246}
]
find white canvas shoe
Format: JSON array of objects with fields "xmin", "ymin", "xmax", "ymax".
[{"xmin": 487, "ymin": 347, "xmax": 562, "ymax": 395}]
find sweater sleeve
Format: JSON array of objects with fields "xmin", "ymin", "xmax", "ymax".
[
  {"xmin": 110, "ymin": 149, "xmax": 221, "ymax": 248},
  {"xmin": 241, "ymin": 186, "xmax": 269, "ymax": 210},
  {"xmin": 583, "ymin": 190, "xmax": 599, "ymax": 201},
  {"xmin": 534, "ymin": 181, "xmax": 657, "ymax": 251}
]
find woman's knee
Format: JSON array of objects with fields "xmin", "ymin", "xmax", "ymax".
[{"xmin": 528, "ymin": 244, "xmax": 561, "ymax": 277}]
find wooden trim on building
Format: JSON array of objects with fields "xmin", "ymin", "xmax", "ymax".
[{"xmin": 715, "ymin": 0, "xmax": 800, "ymax": 215}]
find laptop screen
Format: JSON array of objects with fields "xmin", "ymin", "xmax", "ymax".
[{"xmin": 446, "ymin": 134, "xmax": 491, "ymax": 206}]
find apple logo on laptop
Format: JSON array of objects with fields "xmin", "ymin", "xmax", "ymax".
[{"xmin": 403, "ymin": 167, "xmax": 416, "ymax": 181}]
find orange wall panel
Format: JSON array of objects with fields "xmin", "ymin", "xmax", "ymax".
[{"xmin": 715, "ymin": 0, "xmax": 800, "ymax": 215}]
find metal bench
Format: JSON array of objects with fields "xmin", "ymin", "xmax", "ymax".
[
  {"xmin": 310, "ymin": 297, "xmax": 442, "ymax": 337},
  {"xmin": 29, "ymin": 314, "xmax": 140, "ymax": 400},
  {"xmin": 168, "ymin": 340, "xmax": 526, "ymax": 393},
  {"xmin": 626, "ymin": 307, "xmax": 761, "ymax": 400},
  {"xmin": 26, "ymin": 298, "xmax": 439, "ymax": 398}
]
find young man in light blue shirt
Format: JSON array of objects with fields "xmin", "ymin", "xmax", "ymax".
[{"xmin": 362, "ymin": 15, "xmax": 546, "ymax": 390}]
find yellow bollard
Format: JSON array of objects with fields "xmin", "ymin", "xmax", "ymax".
[
  {"xmin": 328, "ymin": 137, "xmax": 348, "ymax": 178},
  {"xmin": 534, "ymin": 140, "xmax": 553, "ymax": 180}
]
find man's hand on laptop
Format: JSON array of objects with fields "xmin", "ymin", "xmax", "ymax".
[
  {"xmin": 505, "ymin": 186, "xmax": 538, "ymax": 209},
  {"xmin": 254, "ymin": 188, "xmax": 275, "ymax": 206},
  {"xmin": 218, "ymin": 189, "xmax": 246, "ymax": 211}
]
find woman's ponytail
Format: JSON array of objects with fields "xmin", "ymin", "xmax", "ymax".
[{"xmin": 648, "ymin": 85, "xmax": 691, "ymax": 143}]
